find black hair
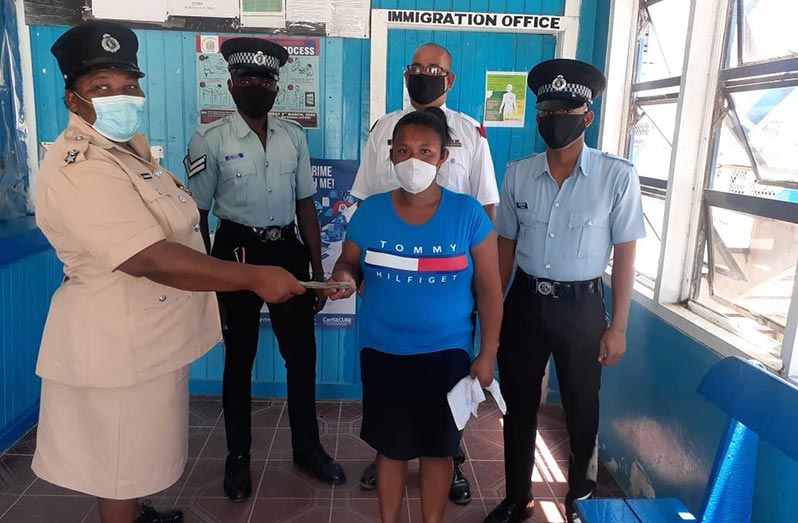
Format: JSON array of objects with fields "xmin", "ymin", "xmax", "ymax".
[{"xmin": 392, "ymin": 107, "xmax": 452, "ymax": 157}]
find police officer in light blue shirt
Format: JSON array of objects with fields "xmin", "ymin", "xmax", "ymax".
[
  {"xmin": 485, "ymin": 59, "xmax": 645, "ymax": 523},
  {"xmin": 185, "ymin": 37, "xmax": 345, "ymax": 504}
]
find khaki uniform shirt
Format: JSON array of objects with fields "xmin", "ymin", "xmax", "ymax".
[{"xmin": 34, "ymin": 113, "xmax": 221, "ymax": 389}]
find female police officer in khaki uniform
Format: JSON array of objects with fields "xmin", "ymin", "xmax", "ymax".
[{"xmin": 32, "ymin": 21, "xmax": 306, "ymax": 523}]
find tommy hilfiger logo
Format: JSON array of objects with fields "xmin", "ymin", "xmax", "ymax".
[{"xmin": 365, "ymin": 249, "xmax": 468, "ymax": 273}]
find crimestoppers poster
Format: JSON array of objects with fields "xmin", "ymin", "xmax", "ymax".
[{"xmin": 261, "ymin": 159, "xmax": 358, "ymax": 328}]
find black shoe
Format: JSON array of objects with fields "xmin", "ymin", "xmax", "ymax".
[
  {"xmin": 293, "ymin": 450, "xmax": 346, "ymax": 485},
  {"xmin": 136, "ymin": 500, "xmax": 183, "ymax": 523},
  {"xmin": 359, "ymin": 462, "xmax": 377, "ymax": 490},
  {"xmin": 484, "ymin": 497, "xmax": 533, "ymax": 523},
  {"xmin": 448, "ymin": 463, "xmax": 471, "ymax": 505},
  {"xmin": 224, "ymin": 453, "xmax": 252, "ymax": 502}
]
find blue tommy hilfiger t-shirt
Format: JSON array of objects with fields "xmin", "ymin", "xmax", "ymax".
[{"xmin": 346, "ymin": 188, "xmax": 494, "ymax": 356}]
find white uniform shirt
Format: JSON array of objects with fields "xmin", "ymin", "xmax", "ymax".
[{"xmin": 351, "ymin": 106, "xmax": 500, "ymax": 206}]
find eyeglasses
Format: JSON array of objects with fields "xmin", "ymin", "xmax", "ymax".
[
  {"xmin": 405, "ymin": 64, "xmax": 451, "ymax": 77},
  {"xmin": 233, "ymin": 76, "xmax": 278, "ymax": 91}
]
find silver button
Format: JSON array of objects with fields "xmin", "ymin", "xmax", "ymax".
[
  {"xmin": 549, "ymin": 233, "xmax": 555, "ymax": 239},
  {"xmin": 193, "ymin": 224, "xmax": 200, "ymax": 232},
  {"xmin": 75, "ymin": 135, "xmax": 84, "ymax": 141},
  {"xmin": 269, "ymin": 216, "xmax": 275, "ymax": 221},
  {"xmin": 586, "ymin": 219, "xmax": 593, "ymax": 227},
  {"xmin": 157, "ymin": 188, "xmax": 164, "ymax": 195},
  {"xmin": 153, "ymin": 169, "xmax": 162, "ymax": 177},
  {"xmin": 158, "ymin": 295, "xmax": 167, "ymax": 302},
  {"xmin": 268, "ymin": 187, "xmax": 272, "ymax": 192},
  {"xmin": 236, "ymin": 172, "xmax": 242, "ymax": 178},
  {"xmin": 545, "ymin": 263, "xmax": 551, "ymax": 270},
  {"xmin": 179, "ymin": 195, "xmax": 188, "ymax": 203},
  {"xmin": 265, "ymin": 161, "xmax": 270, "ymax": 167},
  {"xmin": 554, "ymin": 201, "xmax": 560, "ymax": 207}
]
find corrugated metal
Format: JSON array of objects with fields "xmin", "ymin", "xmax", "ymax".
[{"xmin": 0, "ymin": 248, "xmax": 62, "ymax": 450}]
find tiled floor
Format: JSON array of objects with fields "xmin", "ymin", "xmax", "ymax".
[{"xmin": 0, "ymin": 398, "xmax": 624, "ymax": 523}]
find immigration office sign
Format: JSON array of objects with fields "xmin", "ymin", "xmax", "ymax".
[{"xmin": 385, "ymin": 9, "xmax": 566, "ymax": 31}]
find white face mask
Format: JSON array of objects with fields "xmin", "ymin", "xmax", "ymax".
[{"xmin": 393, "ymin": 157, "xmax": 438, "ymax": 194}]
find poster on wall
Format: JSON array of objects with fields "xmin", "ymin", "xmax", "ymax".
[
  {"xmin": 483, "ymin": 71, "xmax": 528, "ymax": 128},
  {"xmin": 261, "ymin": 159, "xmax": 358, "ymax": 328},
  {"xmin": 196, "ymin": 35, "xmax": 320, "ymax": 128}
]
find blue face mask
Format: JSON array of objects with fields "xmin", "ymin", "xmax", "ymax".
[{"xmin": 74, "ymin": 93, "xmax": 146, "ymax": 142}]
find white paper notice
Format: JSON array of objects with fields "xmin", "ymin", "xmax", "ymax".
[
  {"xmin": 92, "ymin": 0, "xmax": 167, "ymax": 22},
  {"xmin": 167, "ymin": 0, "xmax": 239, "ymax": 18}
]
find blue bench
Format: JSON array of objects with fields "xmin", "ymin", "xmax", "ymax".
[{"xmin": 576, "ymin": 356, "xmax": 798, "ymax": 523}]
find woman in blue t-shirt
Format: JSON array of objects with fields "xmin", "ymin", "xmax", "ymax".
[{"xmin": 327, "ymin": 108, "xmax": 503, "ymax": 523}]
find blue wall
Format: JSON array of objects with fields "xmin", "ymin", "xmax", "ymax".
[
  {"xmin": 0, "ymin": 221, "xmax": 62, "ymax": 451},
  {"xmin": 598, "ymin": 298, "xmax": 798, "ymax": 523}
]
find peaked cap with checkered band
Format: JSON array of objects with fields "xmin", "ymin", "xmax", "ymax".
[
  {"xmin": 221, "ymin": 37, "xmax": 288, "ymax": 78},
  {"xmin": 527, "ymin": 59, "xmax": 606, "ymax": 111}
]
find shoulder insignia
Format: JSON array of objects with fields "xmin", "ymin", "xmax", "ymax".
[
  {"xmin": 184, "ymin": 153, "xmax": 207, "ymax": 178},
  {"xmin": 64, "ymin": 149, "xmax": 79, "ymax": 164}
]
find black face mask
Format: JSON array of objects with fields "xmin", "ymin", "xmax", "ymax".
[
  {"xmin": 406, "ymin": 74, "xmax": 447, "ymax": 105},
  {"xmin": 538, "ymin": 114, "xmax": 587, "ymax": 150},
  {"xmin": 230, "ymin": 86, "xmax": 277, "ymax": 118}
]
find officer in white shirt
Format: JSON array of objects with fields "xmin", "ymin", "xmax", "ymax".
[
  {"xmin": 351, "ymin": 43, "xmax": 500, "ymax": 220},
  {"xmin": 353, "ymin": 43, "xmax": 499, "ymax": 503}
]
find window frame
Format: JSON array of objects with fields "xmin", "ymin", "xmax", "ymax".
[{"xmin": 602, "ymin": 0, "xmax": 798, "ymax": 379}]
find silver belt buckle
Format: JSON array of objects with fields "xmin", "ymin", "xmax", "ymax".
[
  {"xmin": 266, "ymin": 228, "xmax": 281, "ymax": 241},
  {"xmin": 536, "ymin": 280, "xmax": 555, "ymax": 297}
]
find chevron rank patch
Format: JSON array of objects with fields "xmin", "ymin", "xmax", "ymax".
[{"xmin": 184, "ymin": 154, "xmax": 207, "ymax": 178}]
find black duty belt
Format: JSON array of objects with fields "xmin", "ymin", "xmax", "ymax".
[
  {"xmin": 220, "ymin": 219, "xmax": 296, "ymax": 242},
  {"xmin": 516, "ymin": 269, "xmax": 602, "ymax": 300}
]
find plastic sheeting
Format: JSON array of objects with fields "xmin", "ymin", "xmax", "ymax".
[{"xmin": 0, "ymin": 0, "xmax": 30, "ymax": 220}]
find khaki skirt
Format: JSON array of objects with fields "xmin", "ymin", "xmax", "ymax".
[{"xmin": 32, "ymin": 366, "xmax": 190, "ymax": 500}]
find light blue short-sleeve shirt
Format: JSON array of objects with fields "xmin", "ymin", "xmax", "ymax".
[
  {"xmin": 186, "ymin": 111, "xmax": 315, "ymax": 227},
  {"xmin": 495, "ymin": 146, "xmax": 646, "ymax": 281}
]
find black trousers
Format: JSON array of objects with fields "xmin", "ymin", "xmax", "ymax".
[
  {"xmin": 497, "ymin": 271, "xmax": 606, "ymax": 505},
  {"xmin": 212, "ymin": 220, "xmax": 321, "ymax": 457}
]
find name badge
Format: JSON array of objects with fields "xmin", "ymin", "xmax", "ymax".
[
  {"xmin": 224, "ymin": 153, "xmax": 245, "ymax": 161},
  {"xmin": 516, "ymin": 202, "xmax": 529, "ymax": 209}
]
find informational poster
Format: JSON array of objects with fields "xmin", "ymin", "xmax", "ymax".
[
  {"xmin": 261, "ymin": 159, "xmax": 358, "ymax": 328},
  {"xmin": 196, "ymin": 35, "xmax": 320, "ymax": 128},
  {"xmin": 483, "ymin": 71, "xmax": 528, "ymax": 128}
]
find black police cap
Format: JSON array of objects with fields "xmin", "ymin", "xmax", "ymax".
[
  {"xmin": 221, "ymin": 37, "xmax": 288, "ymax": 78},
  {"xmin": 51, "ymin": 20, "xmax": 145, "ymax": 87},
  {"xmin": 527, "ymin": 59, "xmax": 606, "ymax": 111}
]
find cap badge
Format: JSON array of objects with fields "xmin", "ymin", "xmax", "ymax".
[
  {"xmin": 552, "ymin": 75, "xmax": 567, "ymax": 91},
  {"xmin": 254, "ymin": 51, "xmax": 266, "ymax": 66},
  {"xmin": 101, "ymin": 34, "xmax": 121, "ymax": 54}
]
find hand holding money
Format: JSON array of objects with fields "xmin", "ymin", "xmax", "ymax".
[
  {"xmin": 300, "ymin": 280, "xmax": 355, "ymax": 290},
  {"xmin": 325, "ymin": 272, "xmax": 358, "ymax": 300}
]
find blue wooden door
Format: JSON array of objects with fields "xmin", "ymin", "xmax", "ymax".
[{"xmin": 386, "ymin": 29, "xmax": 556, "ymax": 187}]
